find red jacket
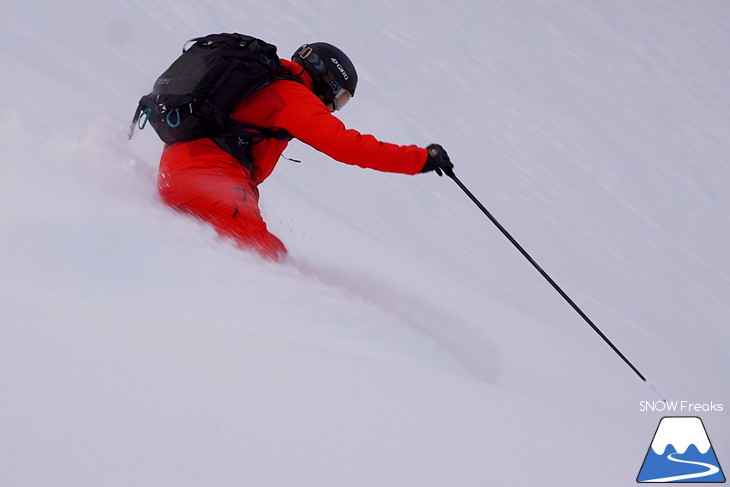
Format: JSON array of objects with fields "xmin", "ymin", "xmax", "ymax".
[{"xmin": 162, "ymin": 60, "xmax": 428, "ymax": 186}]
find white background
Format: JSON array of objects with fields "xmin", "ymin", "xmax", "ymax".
[{"xmin": 1, "ymin": 0, "xmax": 728, "ymax": 485}]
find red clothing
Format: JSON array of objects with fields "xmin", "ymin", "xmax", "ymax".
[
  {"xmin": 158, "ymin": 59, "xmax": 428, "ymax": 259},
  {"xmin": 158, "ymin": 147, "xmax": 286, "ymax": 260}
]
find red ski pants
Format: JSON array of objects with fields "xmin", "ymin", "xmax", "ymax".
[{"xmin": 158, "ymin": 143, "xmax": 286, "ymax": 261}]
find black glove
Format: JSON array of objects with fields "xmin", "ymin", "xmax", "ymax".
[{"xmin": 420, "ymin": 144, "xmax": 454, "ymax": 176}]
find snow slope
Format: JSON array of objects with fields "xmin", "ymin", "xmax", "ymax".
[{"xmin": 1, "ymin": 0, "xmax": 729, "ymax": 485}]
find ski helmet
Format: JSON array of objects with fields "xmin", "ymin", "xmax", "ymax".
[{"xmin": 292, "ymin": 42, "xmax": 358, "ymax": 111}]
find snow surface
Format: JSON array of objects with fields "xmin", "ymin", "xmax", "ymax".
[
  {"xmin": 1, "ymin": 0, "xmax": 729, "ymax": 485},
  {"xmin": 651, "ymin": 417, "xmax": 712, "ymax": 455}
]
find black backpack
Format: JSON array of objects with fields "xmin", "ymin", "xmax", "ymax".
[{"xmin": 130, "ymin": 33, "xmax": 297, "ymax": 169}]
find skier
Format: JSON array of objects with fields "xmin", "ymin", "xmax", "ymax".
[{"xmin": 157, "ymin": 42, "xmax": 454, "ymax": 260}]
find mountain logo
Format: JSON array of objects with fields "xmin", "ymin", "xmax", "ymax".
[{"xmin": 637, "ymin": 416, "xmax": 725, "ymax": 483}]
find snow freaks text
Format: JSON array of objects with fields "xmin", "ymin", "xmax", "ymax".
[{"xmin": 639, "ymin": 401, "xmax": 724, "ymax": 413}]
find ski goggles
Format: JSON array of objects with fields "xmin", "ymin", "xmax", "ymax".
[{"xmin": 331, "ymin": 86, "xmax": 352, "ymax": 111}]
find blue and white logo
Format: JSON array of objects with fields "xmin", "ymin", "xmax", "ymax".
[{"xmin": 637, "ymin": 416, "xmax": 725, "ymax": 483}]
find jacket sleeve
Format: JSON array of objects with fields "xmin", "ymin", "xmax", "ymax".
[{"xmin": 272, "ymin": 84, "xmax": 428, "ymax": 175}]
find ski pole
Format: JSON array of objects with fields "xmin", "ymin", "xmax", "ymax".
[{"xmin": 443, "ymin": 167, "xmax": 648, "ymax": 383}]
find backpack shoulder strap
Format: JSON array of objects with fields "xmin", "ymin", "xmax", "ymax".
[
  {"xmin": 212, "ymin": 121, "xmax": 293, "ymax": 172},
  {"xmin": 273, "ymin": 65, "xmax": 305, "ymax": 86}
]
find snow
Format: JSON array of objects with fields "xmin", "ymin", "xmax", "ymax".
[
  {"xmin": 651, "ymin": 417, "xmax": 712, "ymax": 455},
  {"xmin": 1, "ymin": 0, "xmax": 729, "ymax": 485}
]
